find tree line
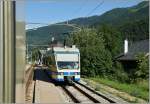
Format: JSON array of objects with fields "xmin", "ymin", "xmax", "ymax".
[{"xmin": 67, "ymin": 20, "xmax": 149, "ymax": 83}]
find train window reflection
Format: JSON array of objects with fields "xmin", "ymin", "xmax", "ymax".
[{"xmin": 57, "ymin": 61, "xmax": 79, "ymax": 70}]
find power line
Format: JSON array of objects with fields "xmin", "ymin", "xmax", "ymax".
[
  {"xmin": 72, "ymin": 0, "xmax": 88, "ymax": 18},
  {"xmin": 26, "ymin": 22, "xmax": 49, "ymax": 25},
  {"xmin": 26, "ymin": 22, "xmax": 81, "ymax": 31},
  {"xmin": 65, "ymin": 0, "xmax": 88, "ymax": 24},
  {"xmin": 86, "ymin": 0, "xmax": 104, "ymax": 17}
]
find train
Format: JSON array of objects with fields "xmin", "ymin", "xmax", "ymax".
[{"xmin": 43, "ymin": 45, "xmax": 80, "ymax": 82}]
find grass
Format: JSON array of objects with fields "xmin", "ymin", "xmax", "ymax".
[{"xmin": 88, "ymin": 77, "xmax": 149, "ymax": 101}]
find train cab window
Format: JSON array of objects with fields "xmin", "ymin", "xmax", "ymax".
[{"xmin": 57, "ymin": 61, "xmax": 79, "ymax": 70}]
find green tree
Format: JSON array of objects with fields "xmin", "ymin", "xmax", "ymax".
[
  {"xmin": 67, "ymin": 28, "xmax": 113, "ymax": 77},
  {"xmin": 31, "ymin": 48, "xmax": 41, "ymax": 62},
  {"xmin": 135, "ymin": 53, "xmax": 149, "ymax": 80},
  {"xmin": 119, "ymin": 18, "xmax": 149, "ymax": 41},
  {"xmin": 96, "ymin": 24, "xmax": 123, "ymax": 57}
]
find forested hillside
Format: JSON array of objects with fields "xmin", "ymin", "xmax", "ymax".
[
  {"xmin": 119, "ymin": 17, "xmax": 149, "ymax": 41},
  {"xmin": 26, "ymin": 1, "xmax": 149, "ymax": 45},
  {"xmin": 68, "ymin": 1, "xmax": 148, "ymax": 27},
  {"xmin": 26, "ymin": 25, "xmax": 74, "ymax": 45}
]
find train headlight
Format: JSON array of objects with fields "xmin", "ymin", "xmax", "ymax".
[
  {"xmin": 61, "ymin": 72, "xmax": 63, "ymax": 75},
  {"xmin": 58, "ymin": 72, "xmax": 63, "ymax": 75},
  {"xmin": 75, "ymin": 72, "xmax": 78, "ymax": 75},
  {"xmin": 75, "ymin": 72, "xmax": 80, "ymax": 75}
]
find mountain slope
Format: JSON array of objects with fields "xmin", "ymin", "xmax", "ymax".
[
  {"xmin": 26, "ymin": 1, "xmax": 149, "ymax": 45},
  {"xmin": 26, "ymin": 24, "xmax": 74, "ymax": 45},
  {"xmin": 68, "ymin": 1, "xmax": 149, "ymax": 27}
]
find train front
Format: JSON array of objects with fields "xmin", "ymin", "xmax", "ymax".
[{"xmin": 54, "ymin": 46, "xmax": 80, "ymax": 82}]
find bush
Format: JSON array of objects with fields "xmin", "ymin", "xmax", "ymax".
[
  {"xmin": 113, "ymin": 62, "xmax": 129, "ymax": 83},
  {"xmin": 135, "ymin": 53, "xmax": 149, "ymax": 80}
]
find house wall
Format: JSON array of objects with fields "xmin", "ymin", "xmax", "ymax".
[{"xmin": 119, "ymin": 60, "xmax": 137, "ymax": 73}]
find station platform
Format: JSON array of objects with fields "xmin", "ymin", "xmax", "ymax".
[{"xmin": 34, "ymin": 68, "xmax": 64, "ymax": 103}]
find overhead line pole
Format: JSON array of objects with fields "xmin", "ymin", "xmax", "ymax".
[
  {"xmin": 26, "ymin": 23, "xmax": 82, "ymax": 31},
  {"xmin": 86, "ymin": 0, "xmax": 104, "ymax": 17}
]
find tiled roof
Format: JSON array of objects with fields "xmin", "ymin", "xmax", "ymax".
[{"xmin": 116, "ymin": 39, "xmax": 149, "ymax": 61}]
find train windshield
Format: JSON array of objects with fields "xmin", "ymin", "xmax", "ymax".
[{"xmin": 57, "ymin": 61, "xmax": 79, "ymax": 70}]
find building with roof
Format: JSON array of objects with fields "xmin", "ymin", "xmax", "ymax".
[{"xmin": 115, "ymin": 39, "xmax": 149, "ymax": 71}]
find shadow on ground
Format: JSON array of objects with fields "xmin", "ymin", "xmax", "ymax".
[{"xmin": 33, "ymin": 68, "xmax": 70, "ymax": 86}]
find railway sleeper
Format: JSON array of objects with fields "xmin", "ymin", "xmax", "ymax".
[
  {"xmin": 73, "ymin": 84, "xmax": 100, "ymax": 103},
  {"xmin": 75, "ymin": 81, "xmax": 116, "ymax": 103}
]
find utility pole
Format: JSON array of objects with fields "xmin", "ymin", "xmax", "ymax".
[
  {"xmin": 31, "ymin": 51, "xmax": 32, "ymax": 63},
  {"xmin": 26, "ymin": 44, "xmax": 28, "ymax": 63}
]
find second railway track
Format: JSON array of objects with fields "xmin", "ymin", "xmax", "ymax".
[
  {"xmin": 60, "ymin": 81, "xmax": 116, "ymax": 103},
  {"xmin": 61, "ymin": 85, "xmax": 99, "ymax": 103},
  {"xmin": 75, "ymin": 81, "xmax": 116, "ymax": 103}
]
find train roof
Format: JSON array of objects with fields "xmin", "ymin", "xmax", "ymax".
[
  {"xmin": 53, "ymin": 46, "xmax": 79, "ymax": 53},
  {"xmin": 44, "ymin": 46, "xmax": 80, "ymax": 56}
]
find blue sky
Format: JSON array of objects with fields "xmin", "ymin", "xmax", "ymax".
[{"xmin": 25, "ymin": 0, "xmax": 144, "ymax": 29}]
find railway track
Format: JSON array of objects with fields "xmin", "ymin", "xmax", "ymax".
[
  {"xmin": 32, "ymin": 80, "xmax": 36, "ymax": 103},
  {"xmin": 25, "ymin": 66, "xmax": 34, "ymax": 103},
  {"xmin": 44, "ymin": 67, "xmax": 117, "ymax": 103},
  {"xmin": 25, "ymin": 80, "xmax": 35, "ymax": 103},
  {"xmin": 30, "ymin": 66, "xmax": 124, "ymax": 103},
  {"xmin": 61, "ymin": 85, "xmax": 97, "ymax": 103},
  {"xmin": 61, "ymin": 81, "xmax": 116, "ymax": 103},
  {"xmin": 61, "ymin": 86, "xmax": 81, "ymax": 103},
  {"xmin": 75, "ymin": 81, "xmax": 116, "ymax": 103}
]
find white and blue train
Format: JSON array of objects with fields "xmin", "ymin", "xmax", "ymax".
[{"xmin": 43, "ymin": 45, "xmax": 80, "ymax": 82}]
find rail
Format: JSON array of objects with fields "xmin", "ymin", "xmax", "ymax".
[
  {"xmin": 61, "ymin": 83, "xmax": 100, "ymax": 103},
  {"xmin": 75, "ymin": 81, "xmax": 116, "ymax": 103},
  {"xmin": 73, "ymin": 84, "xmax": 100, "ymax": 103},
  {"xmin": 25, "ymin": 65, "xmax": 34, "ymax": 100},
  {"xmin": 61, "ymin": 86, "xmax": 80, "ymax": 103}
]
